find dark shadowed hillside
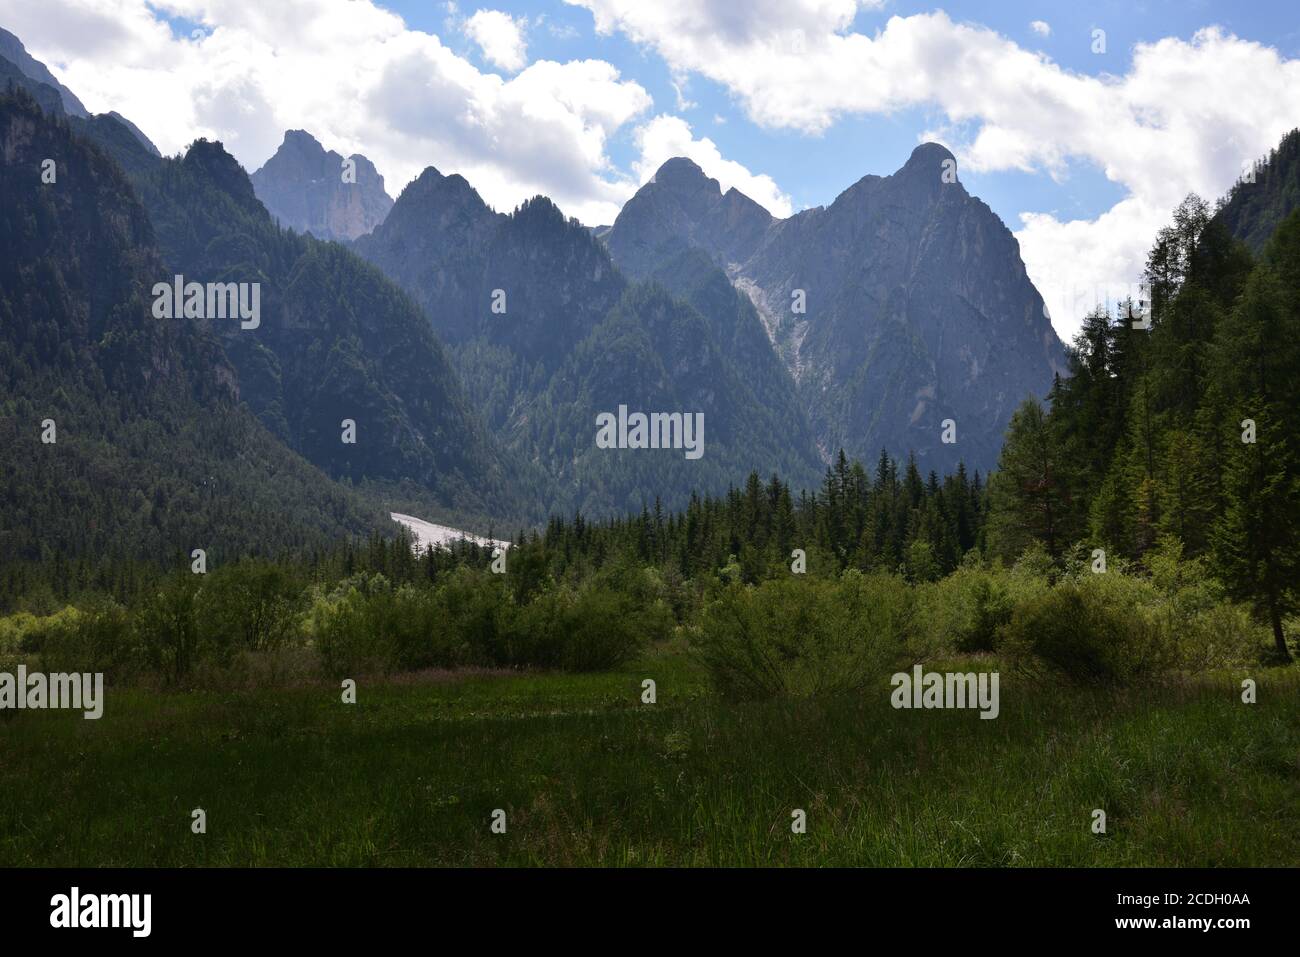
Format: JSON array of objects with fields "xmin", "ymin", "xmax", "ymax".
[{"xmin": 0, "ymin": 89, "xmax": 388, "ymax": 566}]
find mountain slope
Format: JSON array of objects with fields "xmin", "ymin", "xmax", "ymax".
[
  {"xmin": 0, "ymin": 30, "xmax": 160, "ymax": 161},
  {"xmin": 1214, "ymin": 128, "xmax": 1300, "ymax": 254},
  {"xmin": 0, "ymin": 51, "xmax": 64, "ymax": 115},
  {"xmin": 251, "ymin": 130, "xmax": 393, "ymax": 241},
  {"xmin": 69, "ymin": 110, "xmax": 164, "ymax": 178},
  {"xmin": 605, "ymin": 147, "xmax": 1068, "ymax": 473},
  {"xmin": 0, "ymin": 88, "xmax": 388, "ymax": 564},
  {"xmin": 0, "ymin": 27, "xmax": 86, "ymax": 116},
  {"xmin": 356, "ymin": 173, "xmax": 825, "ymax": 516},
  {"xmin": 123, "ymin": 138, "xmax": 516, "ymax": 519}
]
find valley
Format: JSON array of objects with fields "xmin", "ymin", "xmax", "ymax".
[{"xmin": 0, "ymin": 11, "xmax": 1297, "ymax": 888}]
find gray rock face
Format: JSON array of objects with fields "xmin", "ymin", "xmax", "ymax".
[
  {"xmin": 605, "ymin": 144, "xmax": 1068, "ymax": 473},
  {"xmin": 251, "ymin": 130, "xmax": 394, "ymax": 241}
]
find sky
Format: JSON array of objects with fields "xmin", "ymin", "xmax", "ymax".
[{"xmin": 2, "ymin": 0, "xmax": 1299, "ymax": 343}]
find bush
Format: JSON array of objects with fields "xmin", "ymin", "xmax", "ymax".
[
  {"xmin": 197, "ymin": 560, "xmax": 305, "ymax": 657},
  {"xmin": 35, "ymin": 600, "xmax": 136, "ymax": 677},
  {"xmin": 1, "ymin": 607, "xmax": 83, "ymax": 658},
  {"xmin": 695, "ymin": 571, "xmax": 910, "ymax": 700},
  {"xmin": 913, "ymin": 564, "xmax": 1017, "ymax": 656},
  {"xmin": 310, "ymin": 575, "xmax": 472, "ymax": 678},
  {"xmin": 1144, "ymin": 536, "xmax": 1267, "ymax": 668},
  {"xmin": 306, "ymin": 567, "xmax": 674, "ymax": 677},
  {"xmin": 1001, "ymin": 574, "xmax": 1176, "ymax": 685},
  {"xmin": 561, "ymin": 584, "xmax": 670, "ymax": 671},
  {"xmin": 504, "ymin": 582, "xmax": 670, "ymax": 672},
  {"xmin": 437, "ymin": 568, "xmax": 511, "ymax": 666},
  {"xmin": 134, "ymin": 574, "xmax": 203, "ymax": 684},
  {"xmin": 311, "ymin": 584, "xmax": 384, "ymax": 678}
]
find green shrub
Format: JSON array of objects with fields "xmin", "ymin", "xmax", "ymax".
[
  {"xmin": 561, "ymin": 585, "xmax": 670, "ymax": 671},
  {"xmin": 913, "ymin": 564, "xmax": 1018, "ymax": 656},
  {"xmin": 1140, "ymin": 535, "xmax": 1266, "ymax": 667},
  {"xmin": 962, "ymin": 575, "xmax": 1014, "ymax": 652},
  {"xmin": 197, "ymin": 560, "xmax": 305, "ymax": 656},
  {"xmin": 307, "ymin": 567, "xmax": 668, "ymax": 678},
  {"xmin": 1, "ymin": 607, "xmax": 82, "ymax": 657},
  {"xmin": 695, "ymin": 571, "xmax": 910, "ymax": 700},
  {"xmin": 311, "ymin": 576, "xmax": 472, "ymax": 678},
  {"xmin": 437, "ymin": 568, "xmax": 511, "ymax": 665},
  {"xmin": 392, "ymin": 586, "xmax": 471, "ymax": 671},
  {"xmin": 1001, "ymin": 574, "xmax": 1176, "ymax": 685},
  {"xmin": 134, "ymin": 574, "xmax": 203, "ymax": 684},
  {"xmin": 1177, "ymin": 602, "xmax": 1270, "ymax": 669},
  {"xmin": 505, "ymin": 582, "xmax": 670, "ymax": 672},
  {"xmin": 312, "ymin": 584, "xmax": 385, "ymax": 678},
  {"xmin": 35, "ymin": 600, "xmax": 136, "ymax": 677}
]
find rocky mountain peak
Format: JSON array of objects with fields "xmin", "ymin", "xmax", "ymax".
[
  {"xmin": 651, "ymin": 156, "xmax": 717, "ymax": 191},
  {"xmin": 888, "ymin": 140, "xmax": 961, "ymax": 200},
  {"xmin": 902, "ymin": 141, "xmax": 957, "ymax": 175},
  {"xmin": 603, "ymin": 141, "xmax": 1065, "ymax": 473},
  {"xmin": 250, "ymin": 129, "xmax": 394, "ymax": 241}
]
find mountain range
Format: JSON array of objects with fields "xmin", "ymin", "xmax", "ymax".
[
  {"xmin": 605, "ymin": 146, "xmax": 1068, "ymax": 473},
  {"xmin": 9, "ymin": 24, "xmax": 1292, "ymax": 562},
  {"xmin": 352, "ymin": 167, "xmax": 825, "ymax": 515}
]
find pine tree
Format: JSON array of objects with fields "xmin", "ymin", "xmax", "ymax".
[{"xmin": 987, "ymin": 399, "xmax": 1077, "ymax": 559}]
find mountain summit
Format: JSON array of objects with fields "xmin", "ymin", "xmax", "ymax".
[
  {"xmin": 251, "ymin": 130, "xmax": 394, "ymax": 241},
  {"xmin": 355, "ymin": 166, "xmax": 825, "ymax": 516},
  {"xmin": 604, "ymin": 144, "xmax": 1067, "ymax": 472}
]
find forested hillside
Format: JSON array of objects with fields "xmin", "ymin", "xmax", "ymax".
[
  {"xmin": 128, "ymin": 139, "xmax": 517, "ymax": 518},
  {"xmin": 1214, "ymin": 128, "xmax": 1300, "ymax": 253},
  {"xmin": 0, "ymin": 90, "xmax": 388, "ymax": 583}
]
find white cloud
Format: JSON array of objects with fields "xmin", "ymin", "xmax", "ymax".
[
  {"xmin": 464, "ymin": 9, "xmax": 528, "ymax": 73},
  {"xmin": 670, "ymin": 77, "xmax": 696, "ymax": 111},
  {"xmin": 633, "ymin": 114, "xmax": 792, "ymax": 217},
  {"xmin": 566, "ymin": 1, "xmax": 1300, "ymax": 340},
  {"xmin": 0, "ymin": 0, "xmax": 657, "ymax": 225},
  {"xmin": 1030, "ymin": 20, "xmax": 1050, "ymax": 38}
]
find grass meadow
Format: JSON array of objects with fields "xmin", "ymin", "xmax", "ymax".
[{"xmin": 2, "ymin": 646, "xmax": 1296, "ymax": 867}]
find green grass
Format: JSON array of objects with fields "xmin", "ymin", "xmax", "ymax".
[{"xmin": 1, "ymin": 650, "xmax": 1296, "ymax": 866}]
